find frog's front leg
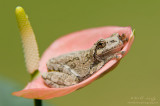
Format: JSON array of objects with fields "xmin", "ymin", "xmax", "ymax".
[
  {"xmin": 89, "ymin": 61, "xmax": 105, "ymax": 75},
  {"xmin": 102, "ymin": 51, "xmax": 125, "ymax": 64},
  {"xmin": 42, "ymin": 71, "xmax": 79, "ymax": 88},
  {"xmin": 91, "ymin": 51, "xmax": 125, "ymax": 73},
  {"xmin": 114, "ymin": 51, "xmax": 125, "ymax": 59}
]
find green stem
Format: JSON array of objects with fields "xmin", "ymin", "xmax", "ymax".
[
  {"xmin": 34, "ymin": 99, "xmax": 42, "ymax": 106},
  {"xmin": 32, "ymin": 71, "xmax": 42, "ymax": 106}
]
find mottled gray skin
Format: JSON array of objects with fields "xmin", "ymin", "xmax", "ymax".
[{"xmin": 42, "ymin": 33, "xmax": 128, "ymax": 88}]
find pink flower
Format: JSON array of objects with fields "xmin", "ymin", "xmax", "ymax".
[{"xmin": 12, "ymin": 26, "xmax": 134, "ymax": 100}]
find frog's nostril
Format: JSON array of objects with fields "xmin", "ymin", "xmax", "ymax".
[{"xmin": 110, "ymin": 40, "xmax": 116, "ymax": 43}]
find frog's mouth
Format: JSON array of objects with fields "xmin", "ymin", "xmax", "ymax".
[{"xmin": 99, "ymin": 43, "xmax": 124, "ymax": 57}]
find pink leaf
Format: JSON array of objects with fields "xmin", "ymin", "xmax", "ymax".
[{"xmin": 12, "ymin": 26, "xmax": 134, "ymax": 100}]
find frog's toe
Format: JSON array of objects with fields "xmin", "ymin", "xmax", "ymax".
[
  {"xmin": 42, "ymin": 72, "xmax": 48, "ymax": 79},
  {"xmin": 121, "ymin": 51, "xmax": 125, "ymax": 55},
  {"xmin": 115, "ymin": 55, "xmax": 121, "ymax": 59}
]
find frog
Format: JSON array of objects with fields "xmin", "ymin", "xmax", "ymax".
[{"xmin": 42, "ymin": 33, "xmax": 128, "ymax": 88}]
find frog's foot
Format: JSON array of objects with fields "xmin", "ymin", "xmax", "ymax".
[
  {"xmin": 115, "ymin": 51, "xmax": 126, "ymax": 60},
  {"xmin": 42, "ymin": 72, "xmax": 79, "ymax": 88},
  {"xmin": 121, "ymin": 34, "xmax": 128, "ymax": 43}
]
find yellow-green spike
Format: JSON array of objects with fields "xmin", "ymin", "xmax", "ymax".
[
  {"xmin": 15, "ymin": 6, "xmax": 40, "ymax": 74},
  {"xmin": 130, "ymin": 29, "xmax": 135, "ymax": 40}
]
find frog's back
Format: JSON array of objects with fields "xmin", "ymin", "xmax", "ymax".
[
  {"xmin": 53, "ymin": 50, "xmax": 85, "ymax": 64},
  {"xmin": 53, "ymin": 50, "xmax": 93, "ymax": 77}
]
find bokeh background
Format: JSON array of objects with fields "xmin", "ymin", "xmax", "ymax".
[{"xmin": 1, "ymin": 0, "xmax": 160, "ymax": 106}]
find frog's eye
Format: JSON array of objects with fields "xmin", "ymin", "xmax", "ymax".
[{"xmin": 97, "ymin": 40, "xmax": 106, "ymax": 49}]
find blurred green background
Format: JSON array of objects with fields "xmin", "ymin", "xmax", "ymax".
[{"xmin": 0, "ymin": 0, "xmax": 160, "ymax": 106}]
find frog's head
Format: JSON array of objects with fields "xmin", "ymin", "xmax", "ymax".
[{"xmin": 93, "ymin": 33, "xmax": 128, "ymax": 61}]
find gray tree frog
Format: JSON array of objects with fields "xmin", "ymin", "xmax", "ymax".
[{"xmin": 42, "ymin": 33, "xmax": 128, "ymax": 88}]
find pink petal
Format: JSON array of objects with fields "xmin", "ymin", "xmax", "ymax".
[{"xmin": 12, "ymin": 26, "xmax": 134, "ymax": 100}]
